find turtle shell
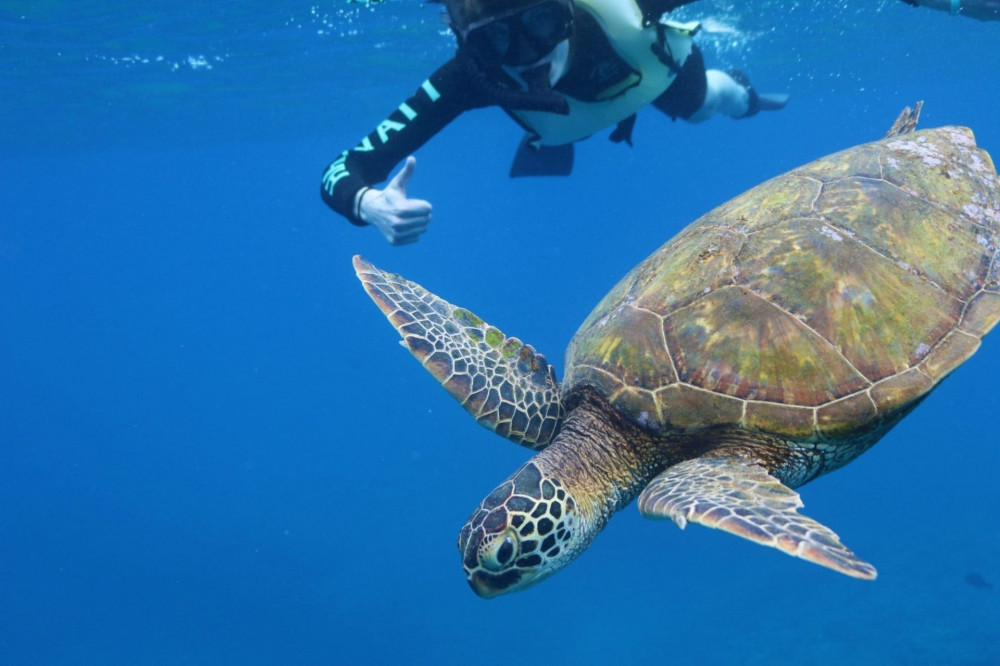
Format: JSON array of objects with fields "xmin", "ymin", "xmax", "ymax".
[{"xmin": 564, "ymin": 126, "xmax": 1000, "ymax": 442}]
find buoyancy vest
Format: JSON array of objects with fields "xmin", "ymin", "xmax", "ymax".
[{"xmin": 510, "ymin": 0, "xmax": 696, "ymax": 146}]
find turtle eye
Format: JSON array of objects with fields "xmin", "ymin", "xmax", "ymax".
[{"xmin": 479, "ymin": 530, "xmax": 519, "ymax": 572}]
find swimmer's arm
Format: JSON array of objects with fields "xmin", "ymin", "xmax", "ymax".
[{"xmin": 320, "ymin": 57, "xmax": 476, "ymax": 226}]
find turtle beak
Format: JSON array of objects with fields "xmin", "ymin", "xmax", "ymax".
[
  {"xmin": 468, "ymin": 572, "xmax": 500, "ymax": 598},
  {"xmin": 467, "ymin": 569, "xmax": 522, "ymax": 599},
  {"xmin": 460, "ymin": 532, "xmax": 522, "ymax": 598}
]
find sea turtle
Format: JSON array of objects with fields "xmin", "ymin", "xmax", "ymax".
[{"xmin": 353, "ymin": 105, "xmax": 1000, "ymax": 598}]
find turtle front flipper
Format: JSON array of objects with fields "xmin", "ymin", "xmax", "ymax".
[
  {"xmin": 353, "ymin": 256, "xmax": 564, "ymax": 449},
  {"xmin": 637, "ymin": 456, "xmax": 877, "ymax": 580}
]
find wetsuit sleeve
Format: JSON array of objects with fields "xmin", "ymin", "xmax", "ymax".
[{"xmin": 320, "ymin": 57, "xmax": 479, "ymax": 226}]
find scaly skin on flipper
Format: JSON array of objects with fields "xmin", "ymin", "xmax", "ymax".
[
  {"xmin": 353, "ymin": 256, "xmax": 564, "ymax": 448},
  {"xmin": 638, "ymin": 456, "xmax": 877, "ymax": 580},
  {"xmin": 884, "ymin": 100, "xmax": 923, "ymax": 138}
]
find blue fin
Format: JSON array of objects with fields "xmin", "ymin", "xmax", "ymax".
[{"xmin": 509, "ymin": 134, "xmax": 574, "ymax": 178}]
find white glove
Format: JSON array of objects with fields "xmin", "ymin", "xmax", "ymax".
[{"xmin": 357, "ymin": 156, "xmax": 432, "ymax": 246}]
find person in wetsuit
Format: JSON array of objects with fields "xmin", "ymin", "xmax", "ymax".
[
  {"xmin": 900, "ymin": 0, "xmax": 1000, "ymax": 20},
  {"xmin": 322, "ymin": 0, "xmax": 788, "ymax": 245}
]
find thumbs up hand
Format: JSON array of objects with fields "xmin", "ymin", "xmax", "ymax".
[{"xmin": 357, "ymin": 156, "xmax": 433, "ymax": 246}]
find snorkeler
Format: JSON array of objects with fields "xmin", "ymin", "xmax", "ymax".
[
  {"xmin": 899, "ymin": 0, "xmax": 1000, "ymax": 20},
  {"xmin": 321, "ymin": 0, "xmax": 789, "ymax": 245}
]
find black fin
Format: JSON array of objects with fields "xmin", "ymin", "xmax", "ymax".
[
  {"xmin": 609, "ymin": 114, "xmax": 637, "ymax": 146},
  {"xmin": 509, "ymin": 134, "xmax": 574, "ymax": 178}
]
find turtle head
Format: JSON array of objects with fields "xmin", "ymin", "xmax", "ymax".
[{"xmin": 457, "ymin": 461, "xmax": 583, "ymax": 598}]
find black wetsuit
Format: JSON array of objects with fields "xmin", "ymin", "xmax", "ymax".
[{"xmin": 321, "ymin": 0, "xmax": 705, "ymax": 226}]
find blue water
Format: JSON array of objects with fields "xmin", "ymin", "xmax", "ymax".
[{"xmin": 2, "ymin": 1, "xmax": 999, "ymax": 664}]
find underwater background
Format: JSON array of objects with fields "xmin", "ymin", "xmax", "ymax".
[{"xmin": 2, "ymin": 1, "xmax": 999, "ymax": 663}]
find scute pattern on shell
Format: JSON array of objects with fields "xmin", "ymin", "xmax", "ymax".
[{"xmin": 564, "ymin": 126, "xmax": 1000, "ymax": 441}]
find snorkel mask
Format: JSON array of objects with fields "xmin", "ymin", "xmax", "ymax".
[
  {"xmin": 443, "ymin": 0, "xmax": 573, "ymax": 68},
  {"xmin": 456, "ymin": 0, "xmax": 574, "ymax": 67},
  {"xmin": 437, "ymin": 0, "xmax": 573, "ymax": 113}
]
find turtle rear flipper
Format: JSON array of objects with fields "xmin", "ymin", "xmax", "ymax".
[
  {"xmin": 638, "ymin": 456, "xmax": 877, "ymax": 580},
  {"xmin": 884, "ymin": 100, "xmax": 923, "ymax": 137},
  {"xmin": 353, "ymin": 256, "xmax": 564, "ymax": 449}
]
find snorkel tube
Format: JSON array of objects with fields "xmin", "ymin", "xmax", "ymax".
[{"xmin": 460, "ymin": 49, "xmax": 570, "ymax": 114}]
